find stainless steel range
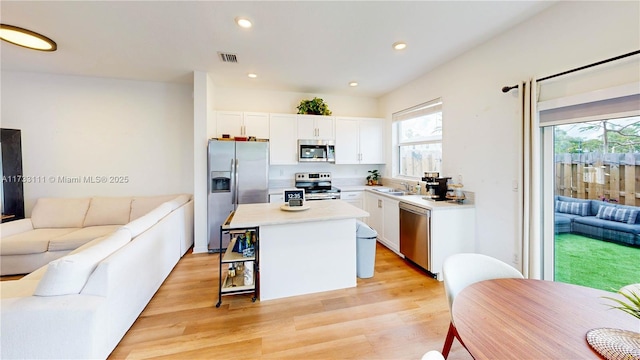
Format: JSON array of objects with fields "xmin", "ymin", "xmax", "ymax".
[{"xmin": 294, "ymin": 172, "xmax": 341, "ymax": 200}]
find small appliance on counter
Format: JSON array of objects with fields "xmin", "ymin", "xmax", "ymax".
[{"xmin": 422, "ymin": 172, "xmax": 450, "ymax": 201}]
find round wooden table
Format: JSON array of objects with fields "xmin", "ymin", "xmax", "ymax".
[{"xmin": 453, "ymin": 278, "xmax": 639, "ymax": 359}]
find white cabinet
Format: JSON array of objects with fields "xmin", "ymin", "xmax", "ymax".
[
  {"xmin": 365, "ymin": 192, "xmax": 383, "ymax": 234},
  {"xmin": 430, "ymin": 207, "xmax": 476, "ymax": 280},
  {"xmin": 341, "ymin": 191, "xmax": 363, "ymax": 209},
  {"xmin": 297, "ymin": 115, "xmax": 334, "ymax": 139},
  {"xmin": 364, "ymin": 191, "xmax": 400, "ymax": 254},
  {"xmin": 335, "ymin": 117, "xmax": 384, "ymax": 164},
  {"xmin": 216, "ymin": 111, "xmax": 269, "ymax": 139},
  {"xmin": 269, "ymin": 114, "xmax": 298, "ymax": 165},
  {"xmin": 382, "ymin": 197, "xmax": 400, "ymax": 253}
]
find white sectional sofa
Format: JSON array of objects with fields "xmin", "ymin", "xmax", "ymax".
[{"xmin": 0, "ymin": 194, "xmax": 194, "ymax": 359}]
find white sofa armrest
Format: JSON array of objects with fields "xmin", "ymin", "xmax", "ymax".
[
  {"xmin": 0, "ymin": 218, "xmax": 34, "ymax": 238},
  {"xmin": 0, "ymin": 294, "xmax": 109, "ymax": 359}
]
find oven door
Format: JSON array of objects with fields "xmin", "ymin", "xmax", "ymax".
[{"xmin": 305, "ymin": 193, "xmax": 341, "ymax": 201}]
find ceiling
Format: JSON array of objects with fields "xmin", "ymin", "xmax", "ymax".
[{"xmin": 1, "ymin": 1, "xmax": 555, "ymax": 98}]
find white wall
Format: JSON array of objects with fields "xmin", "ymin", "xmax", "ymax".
[
  {"xmin": 212, "ymin": 86, "xmax": 380, "ymax": 118},
  {"xmin": 1, "ymin": 72, "xmax": 194, "ymax": 215},
  {"xmin": 379, "ymin": 1, "xmax": 640, "ymax": 268}
]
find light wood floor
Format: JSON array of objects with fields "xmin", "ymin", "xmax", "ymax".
[{"xmin": 108, "ymin": 243, "xmax": 473, "ymax": 360}]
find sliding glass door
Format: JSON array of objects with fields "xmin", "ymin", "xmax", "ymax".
[{"xmin": 546, "ymin": 117, "xmax": 640, "ymax": 291}]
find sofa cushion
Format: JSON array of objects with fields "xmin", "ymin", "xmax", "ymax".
[
  {"xmin": 596, "ymin": 206, "xmax": 638, "ymax": 224},
  {"xmin": 0, "ymin": 228, "xmax": 80, "ymax": 255},
  {"xmin": 555, "ymin": 200, "xmax": 589, "ymax": 216},
  {"xmin": 0, "ymin": 218, "xmax": 34, "ymax": 237},
  {"xmin": 600, "ymin": 220, "xmax": 640, "ymax": 234},
  {"xmin": 573, "ymin": 216, "xmax": 607, "ymax": 228},
  {"xmin": 33, "ymin": 228, "xmax": 132, "ymax": 296},
  {"xmin": 615, "ymin": 204, "xmax": 640, "ymax": 224},
  {"xmin": 83, "ymin": 197, "xmax": 133, "ymax": 227},
  {"xmin": 164, "ymin": 194, "xmax": 191, "ymax": 211},
  {"xmin": 31, "ymin": 198, "xmax": 91, "ymax": 229},
  {"xmin": 130, "ymin": 195, "xmax": 178, "ymax": 221},
  {"xmin": 47, "ymin": 225, "xmax": 120, "ymax": 252},
  {"xmin": 122, "ymin": 202, "xmax": 173, "ymax": 238},
  {"xmin": 590, "ymin": 201, "xmax": 614, "ymax": 217}
]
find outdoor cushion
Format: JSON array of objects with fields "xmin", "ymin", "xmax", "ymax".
[
  {"xmin": 600, "ymin": 220, "xmax": 640, "ymax": 234},
  {"xmin": 556, "ymin": 200, "xmax": 589, "ymax": 216},
  {"xmin": 596, "ymin": 206, "xmax": 638, "ymax": 224},
  {"xmin": 0, "ymin": 228, "xmax": 80, "ymax": 255},
  {"xmin": 83, "ymin": 197, "xmax": 132, "ymax": 227},
  {"xmin": 31, "ymin": 198, "xmax": 91, "ymax": 229},
  {"xmin": 572, "ymin": 216, "xmax": 607, "ymax": 228},
  {"xmin": 615, "ymin": 204, "xmax": 640, "ymax": 224},
  {"xmin": 47, "ymin": 225, "xmax": 121, "ymax": 252},
  {"xmin": 554, "ymin": 212, "xmax": 582, "ymax": 220},
  {"xmin": 590, "ymin": 201, "xmax": 615, "ymax": 217}
]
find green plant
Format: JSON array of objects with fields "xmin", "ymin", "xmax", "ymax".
[
  {"xmin": 296, "ymin": 97, "xmax": 332, "ymax": 116},
  {"xmin": 603, "ymin": 288, "xmax": 640, "ymax": 320},
  {"xmin": 366, "ymin": 170, "xmax": 380, "ymax": 185}
]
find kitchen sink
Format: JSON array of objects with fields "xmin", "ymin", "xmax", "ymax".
[{"xmin": 373, "ymin": 188, "xmax": 409, "ymax": 196}]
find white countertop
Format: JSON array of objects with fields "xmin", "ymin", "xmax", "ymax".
[
  {"xmin": 364, "ymin": 188, "xmax": 475, "ymax": 211},
  {"xmin": 229, "ymin": 200, "xmax": 369, "ymax": 228}
]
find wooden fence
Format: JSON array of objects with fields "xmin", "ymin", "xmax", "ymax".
[{"xmin": 555, "ymin": 153, "xmax": 640, "ymax": 206}]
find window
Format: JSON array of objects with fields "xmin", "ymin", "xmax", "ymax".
[{"xmin": 393, "ymin": 99, "xmax": 442, "ymax": 178}]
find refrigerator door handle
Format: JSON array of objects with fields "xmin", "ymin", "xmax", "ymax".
[
  {"xmin": 230, "ymin": 159, "xmax": 236, "ymax": 204},
  {"xmin": 234, "ymin": 158, "xmax": 240, "ymax": 206}
]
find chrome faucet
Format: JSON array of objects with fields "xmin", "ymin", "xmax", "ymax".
[{"xmin": 400, "ymin": 182, "xmax": 411, "ymax": 192}]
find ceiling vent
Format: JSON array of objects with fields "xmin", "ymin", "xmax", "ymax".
[{"xmin": 218, "ymin": 52, "xmax": 238, "ymax": 63}]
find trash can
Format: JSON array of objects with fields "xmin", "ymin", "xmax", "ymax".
[{"xmin": 356, "ymin": 220, "xmax": 377, "ymax": 278}]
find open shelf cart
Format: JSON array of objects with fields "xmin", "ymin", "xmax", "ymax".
[{"xmin": 216, "ymin": 215, "xmax": 259, "ymax": 308}]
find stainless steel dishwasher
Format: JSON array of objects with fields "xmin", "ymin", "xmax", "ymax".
[{"xmin": 399, "ymin": 202, "xmax": 431, "ymax": 272}]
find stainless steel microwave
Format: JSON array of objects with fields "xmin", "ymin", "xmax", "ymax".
[{"xmin": 298, "ymin": 140, "xmax": 335, "ymax": 163}]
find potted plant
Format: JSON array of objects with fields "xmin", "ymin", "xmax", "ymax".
[
  {"xmin": 366, "ymin": 170, "xmax": 381, "ymax": 186},
  {"xmin": 296, "ymin": 97, "xmax": 332, "ymax": 116},
  {"xmin": 603, "ymin": 287, "xmax": 640, "ymax": 320}
]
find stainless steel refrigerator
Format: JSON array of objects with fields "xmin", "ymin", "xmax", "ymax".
[{"xmin": 207, "ymin": 139, "xmax": 269, "ymax": 252}]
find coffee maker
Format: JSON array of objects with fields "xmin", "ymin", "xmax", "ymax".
[{"xmin": 422, "ymin": 172, "xmax": 450, "ymax": 201}]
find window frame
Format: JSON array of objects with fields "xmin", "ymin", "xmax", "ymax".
[{"xmin": 392, "ymin": 98, "xmax": 443, "ymax": 180}]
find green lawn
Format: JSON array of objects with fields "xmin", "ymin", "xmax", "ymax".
[{"xmin": 554, "ymin": 233, "xmax": 640, "ymax": 292}]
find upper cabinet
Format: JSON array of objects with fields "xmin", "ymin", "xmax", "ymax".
[
  {"xmin": 335, "ymin": 117, "xmax": 384, "ymax": 164},
  {"xmin": 297, "ymin": 115, "xmax": 334, "ymax": 140},
  {"xmin": 216, "ymin": 111, "xmax": 269, "ymax": 139},
  {"xmin": 269, "ymin": 113, "xmax": 298, "ymax": 165}
]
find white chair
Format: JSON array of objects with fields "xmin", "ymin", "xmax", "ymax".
[
  {"xmin": 441, "ymin": 253, "xmax": 524, "ymax": 359},
  {"xmin": 421, "ymin": 350, "xmax": 445, "ymax": 360}
]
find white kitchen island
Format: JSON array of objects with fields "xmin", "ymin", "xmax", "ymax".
[{"xmin": 229, "ymin": 200, "xmax": 369, "ymax": 301}]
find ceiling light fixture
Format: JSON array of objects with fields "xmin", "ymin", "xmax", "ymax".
[
  {"xmin": 349, "ymin": 81, "xmax": 358, "ymax": 87},
  {"xmin": 0, "ymin": 24, "xmax": 57, "ymax": 51},
  {"xmin": 247, "ymin": 73, "xmax": 258, "ymax": 78},
  {"xmin": 235, "ymin": 17, "xmax": 252, "ymax": 29},
  {"xmin": 392, "ymin": 41, "xmax": 407, "ymax": 50}
]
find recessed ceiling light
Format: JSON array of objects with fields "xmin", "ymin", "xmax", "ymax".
[
  {"xmin": 392, "ymin": 41, "xmax": 407, "ymax": 50},
  {"xmin": 0, "ymin": 24, "xmax": 56, "ymax": 51},
  {"xmin": 235, "ymin": 17, "xmax": 252, "ymax": 29},
  {"xmin": 247, "ymin": 73, "xmax": 258, "ymax": 78},
  {"xmin": 349, "ymin": 81, "xmax": 358, "ymax": 87}
]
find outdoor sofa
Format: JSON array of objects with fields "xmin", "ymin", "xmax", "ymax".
[{"xmin": 555, "ymin": 195, "xmax": 640, "ymax": 247}]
